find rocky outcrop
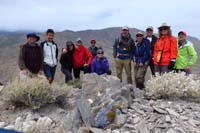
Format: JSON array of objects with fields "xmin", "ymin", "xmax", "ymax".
[{"xmin": 1, "ymin": 73, "xmax": 200, "ymax": 133}]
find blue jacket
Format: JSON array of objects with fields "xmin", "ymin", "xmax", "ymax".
[
  {"xmin": 91, "ymin": 57, "xmax": 110, "ymax": 75},
  {"xmin": 132, "ymin": 38, "xmax": 151, "ymax": 65}
]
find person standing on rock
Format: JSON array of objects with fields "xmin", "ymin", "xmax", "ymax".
[
  {"xmin": 91, "ymin": 48, "xmax": 111, "ymax": 75},
  {"xmin": 18, "ymin": 33, "xmax": 43, "ymax": 78},
  {"xmin": 41, "ymin": 29, "xmax": 58, "ymax": 84},
  {"xmin": 153, "ymin": 23, "xmax": 178, "ymax": 75},
  {"xmin": 88, "ymin": 39, "xmax": 98, "ymax": 57},
  {"xmin": 145, "ymin": 26, "xmax": 158, "ymax": 77},
  {"xmin": 113, "ymin": 26, "xmax": 135, "ymax": 84},
  {"xmin": 174, "ymin": 31, "xmax": 198, "ymax": 75},
  {"xmin": 60, "ymin": 41, "xmax": 75, "ymax": 83},
  {"xmin": 73, "ymin": 38, "xmax": 93, "ymax": 79},
  {"xmin": 132, "ymin": 32, "xmax": 151, "ymax": 89}
]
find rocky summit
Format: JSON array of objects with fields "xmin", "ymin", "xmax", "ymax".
[{"xmin": 0, "ymin": 73, "xmax": 200, "ymax": 133}]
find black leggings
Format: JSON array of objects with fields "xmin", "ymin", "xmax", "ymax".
[{"xmin": 73, "ymin": 65, "xmax": 91, "ymax": 79}]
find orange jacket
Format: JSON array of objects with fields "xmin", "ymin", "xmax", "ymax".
[
  {"xmin": 153, "ymin": 35, "xmax": 178, "ymax": 66},
  {"xmin": 73, "ymin": 45, "xmax": 93, "ymax": 68}
]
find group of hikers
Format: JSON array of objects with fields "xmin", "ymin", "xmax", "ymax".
[{"xmin": 18, "ymin": 23, "xmax": 198, "ymax": 89}]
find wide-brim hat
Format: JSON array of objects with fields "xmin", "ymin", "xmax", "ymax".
[
  {"xmin": 26, "ymin": 33, "xmax": 40, "ymax": 41},
  {"xmin": 158, "ymin": 22, "xmax": 171, "ymax": 29}
]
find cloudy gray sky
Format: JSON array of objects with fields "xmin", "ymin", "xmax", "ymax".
[{"xmin": 0, "ymin": 0, "xmax": 199, "ymax": 37}]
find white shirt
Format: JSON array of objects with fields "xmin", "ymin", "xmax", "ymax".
[
  {"xmin": 147, "ymin": 37, "xmax": 152, "ymax": 43},
  {"xmin": 43, "ymin": 41, "xmax": 57, "ymax": 67}
]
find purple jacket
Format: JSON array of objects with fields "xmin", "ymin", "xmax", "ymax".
[{"xmin": 91, "ymin": 57, "xmax": 110, "ymax": 75}]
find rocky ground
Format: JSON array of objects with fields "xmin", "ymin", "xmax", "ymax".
[{"xmin": 0, "ymin": 73, "xmax": 200, "ymax": 133}]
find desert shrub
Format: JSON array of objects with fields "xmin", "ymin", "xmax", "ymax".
[
  {"xmin": 67, "ymin": 79, "xmax": 83, "ymax": 89},
  {"xmin": 3, "ymin": 75, "xmax": 56, "ymax": 110},
  {"xmin": 146, "ymin": 72, "xmax": 200, "ymax": 100}
]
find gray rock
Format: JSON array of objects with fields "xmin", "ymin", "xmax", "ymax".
[
  {"xmin": 124, "ymin": 123, "xmax": 136, "ymax": 130},
  {"xmin": 165, "ymin": 115, "xmax": 171, "ymax": 123},
  {"xmin": 166, "ymin": 108, "xmax": 180, "ymax": 117},
  {"xmin": 77, "ymin": 98, "xmax": 94, "ymax": 126},
  {"xmin": 0, "ymin": 86, "xmax": 3, "ymax": 92},
  {"xmin": 180, "ymin": 116, "xmax": 189, "ymax": 121},
  {"xmin": 153, "ymin": 106, "xmax": 168, "ymax": 114},
  {"xmin": 132, "ymin": 87, "xmax": 145, "ymax": 98},
  {"xmin": 0, "ymin": 122, "xmax": 5, "ymax": 128},
  {"xmin": 4, "ymin": 125, "xmax": 15, "ymax": 130},
  {"xmin": 166, "ymin": 128, "xmax": 176, "ymax": 133},
  {"xmin": 114, "ymin": 114, "xmax": 127, "ymax": 126},
  {"xmin": 77, "ymin": 127, "xmax": 90, "ymax": 133},
  {"xmin": 64, "ymin": 108, "xmax": 81, "ymax": 131},
  {"xmin": 120, "ymin": 86, "xmax": 132, "ymax": 106},
  {"xmin": 89, "ymin": 127, "xmax": 104, "ymax": 133},
  {"xmin": 137, "ymin": 120, "xmax": 149, "ymax": 133},
  {"xmin": 132, "ymin": 117, "xmax": 141, "ymax": 124}
]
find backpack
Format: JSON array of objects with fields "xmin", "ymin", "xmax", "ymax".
[{"xmin": 117, "ymin": 37, "xmax": 132, "ymax": 50}]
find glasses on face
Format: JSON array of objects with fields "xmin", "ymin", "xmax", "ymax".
[
  {"xmin": 136, "ymin": 35, "xmax": 143, "ymax": 37},
  {"xmin": 160, "ymin": 28, "xmax": 168, "ymax": 31},
  {"xmin": 146, "ymin": 29, "xmax": 153, "ymax": 32},
  {"xmin": 122, "ymin": 29, "xmax": 128, "ymax": 32},
  {"xmin": 97, "ymin": 53, "xmax": 103, "ymax": 55}
]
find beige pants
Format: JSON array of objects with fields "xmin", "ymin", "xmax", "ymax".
[{"xmin": 115, "ymin": 58, "xmax": 132, "ymax": 84}]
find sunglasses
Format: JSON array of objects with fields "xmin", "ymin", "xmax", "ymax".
[
  {"xmin": 136, "ymin": 35, "xmax": 143, "ymax": 37},
  {"xmin": 160, "ymin": 28, "xmax": 168, "ymax": 31},
  {"xmin": 146, "ymin": 29, "xmax": 153, "ymax": 32},
  {"xmin": 97, "ymin": 52, "xmax": 103, "ymax": 54}
]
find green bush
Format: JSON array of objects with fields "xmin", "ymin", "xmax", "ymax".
[
  {"xmin": 67, "ymin": 79, "xmax": 83, "ymax": 89},
  {"xmin": 3, "ymin": 75, "xmax": 56, "ymax": 110}
]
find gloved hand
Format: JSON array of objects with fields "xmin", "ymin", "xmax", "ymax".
[{"xmin": 168, "ymin": 59, "xmax": 176, "ymax": 71}]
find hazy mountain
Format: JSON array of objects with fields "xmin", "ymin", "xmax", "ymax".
[{"xmin": 0, "ymin": 27, "xmax": 199, "ymax": 83}]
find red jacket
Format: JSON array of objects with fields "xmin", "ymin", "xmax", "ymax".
[
  {"xmin": 73, "ymin": 45, "xmax": 93, "ymax": 68},
  {"xmin": 153, "ymin": 35, "xmax": 178, "ymax": 66}
]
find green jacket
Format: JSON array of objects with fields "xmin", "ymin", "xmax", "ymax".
[
  {"xmin": 175, "ymin": 40, "xmax": 198, "ymax": 69},
  {"xmin": 88, "ymin": 46, "xmax": 98, "ymax": 57}
]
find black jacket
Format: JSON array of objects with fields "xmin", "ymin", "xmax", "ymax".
[
  {"xmin": 59, "ymin": 43, "xmax": 75, "ymax": 70},
  {"xmin": 60, "ymin": 51, "xmax": 73, "ymax": 70}
]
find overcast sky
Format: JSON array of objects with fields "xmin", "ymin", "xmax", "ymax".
[{"xmin": 0, "ymin": 0, "xmax": 199, "ymax": 37}]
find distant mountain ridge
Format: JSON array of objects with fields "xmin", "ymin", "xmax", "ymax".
[{"xmin": 0, "ymin": 27, "xmax": 199, "ymax": 83}]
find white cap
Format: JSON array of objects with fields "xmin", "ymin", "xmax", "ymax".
[
  {"xmin": 76, "ymin": 38, "xmax": 82, "ymax": 42},
  {"xmin": 146, "ymin": 26, "xmax": 154, "ymax": 31},
  {"xmin": 136, "ymin": 31, "xmax": 144, "ymax": 36},
  {"xmin": 122, "ymin": 26, "xmax": 129, "ymax": 30}
]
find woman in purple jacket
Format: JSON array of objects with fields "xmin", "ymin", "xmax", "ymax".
[{"xmin": 91, "ymin": 48, "xmax": 111, "ymax": 75}]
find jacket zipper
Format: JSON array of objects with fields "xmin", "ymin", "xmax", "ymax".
[{"xmin": 49, "ymin": 43, "xmax": 55, "ymax": 66}]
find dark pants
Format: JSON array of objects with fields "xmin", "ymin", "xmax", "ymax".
[
  {"xmin": 149, "ymin": 59, "xmax": 155, "ymax": 76},
  {"xmin": 61, "ymin": 67, "xmax": 73, "ymax": 83},
  {"xmin": 175, "ymin": 69, "xmax": 191, "ymax": 76},
  {"xmin": 134, "ymin": 65, "xmax": 148, "ymax": 89},
  {"xmin": 73, "ymin": 65, "xmax": 90, "ymax": 79},
  {"xmin": 43, "ymin": 64, "xmax": 56, "ymax": 80},
  {"xmin": 154, "ymin": 65, "xmax": 168, "ymax": 75}
]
